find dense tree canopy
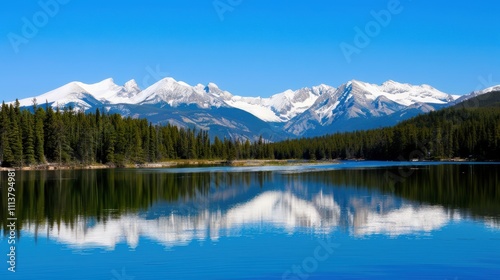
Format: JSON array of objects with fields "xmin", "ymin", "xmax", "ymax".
[{"xmin": 269, "ymin": 106, "xmax": 500, "ymax": 161}]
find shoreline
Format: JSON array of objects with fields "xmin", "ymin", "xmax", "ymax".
[
  {"xmin": 0, "ymin": 158, "xmax": 493, "ymax": 171},
  {"xmin": 0, "ymin": 159, "xmax": 342, "ymax": 171}
]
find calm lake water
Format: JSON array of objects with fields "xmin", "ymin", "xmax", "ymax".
[{"xmin": 1, "ymin": 161, "xmax": 500, "ymax": 279}]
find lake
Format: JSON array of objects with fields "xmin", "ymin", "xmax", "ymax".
[{"xmin": 1, "ymin": 161, "xmax": 500, "ymax": 279}]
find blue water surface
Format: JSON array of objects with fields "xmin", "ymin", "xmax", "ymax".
[{"xmin": 1, "ymin": 161, "xmax": 499, "ymax": 279}]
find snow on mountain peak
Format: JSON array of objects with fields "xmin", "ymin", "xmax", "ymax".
[
  {"xmin": 269, "ymin": 87, "xmax": 322, "ymax": 119},
  {"xmin": 452, "ymin": 84, "xmax": 500, "ymax": 105},
  {"xmin": 130, "ymin": 77, "xmax": 228, "ymax": 109},
  {"xmin": 346, "ymin": 80, "xmax": 458, "ymax": 106},
  {"xmin": 207, "ymin": 82, "xmax": 219, "ymax": 89},
  {"xmin": 102, "ymin": 77, "xmax": 115, "ymax": 84},
  {"xmin": 477, "ymin": 84, "xmax": 500, "ymax": 95},
  {"xmin": 79, "ymin": 78, "xmax": 121, "ymax": 99},
  {"xmin": 312, "ymin": 84, "xmax": 332, "ymax": 92},
  {"xmin": 124, "ymin": 79, "xmax": 140, "ymax": 91},
  {"xmin": 204, "ymin": 82, "xmax": 233, "ymax": 100},
  {"xmin": 204, "ymin": 82, "xmax": 221, "ymax": 94},
  {"xmin": 162, "ymin": 77, "xmax": 177, "ymax": 83},
  {"xmin": 381, "ymin": 79, "xmax": 400, "ymax": 86},
  {"xmin": 224, "ymin": 86, "xmax": 325, "ymax": 123},
  {"xmin": 12, "ymin": 77, "xmax": 471, "ymax": 134},
  {"xmin": 282, "ymin": 79, "xmax": 466, "ymax": 136},
  {"xmin": 17, "ymin": 81, "xmax": 92, "ymax": 109}
]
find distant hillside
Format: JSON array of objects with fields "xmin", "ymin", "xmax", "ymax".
[{"xmin": 452, "ymin": 91, "xmax": 500, "ymax": 109}]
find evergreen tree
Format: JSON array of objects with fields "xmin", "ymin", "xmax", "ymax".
[
  {"xmin": 21, "ymin": 110, "xmax": 35, "ymax": 165},
  {"xmin": 0, "ymin": 102, "xmax": 14, "ymax": 166},
  {"xmin": 34, "ymin": 107, "xmax": 45, "ymax": 163},
  {"xmin": 8, "ymin": 103, "xmax": 23, "ymax": 166},
  {"xmin": 149, "ymin": 123, "xmax": 157, "ymax": 162}
]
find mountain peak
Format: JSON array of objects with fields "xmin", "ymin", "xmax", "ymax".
[
  {"xmin": 478, "ymin": 85, "xmax": 500, "ymax": 95},
  {"xmin": 124, "ymin": 79, "xmax": 139, "ymax": 89},
  {"xmin": 381, "ymin": 80, "xmax": 401, "ymax": 86},
  {"xmin": 207, "ymin": 82, "xmax": 219, "ymax": 89},
  {"xmin": 101, "ymin": 77, "xmax": 115, "ymax": 84},
  {"xmin": 11, "ymin": 77, "xmax": 470, "ymax": 140},
  {"xmin": 349, "ymin": 79, "xmax": 364, "ymax": 85},
  {"xmin": 204, "ymin": 82, "xmax": 233, "ymax": 100},
  {"xmin": 162, "ymin": 77, "xmax": 177, "ymax": 83},
  {"xmin": 115, "ymin": 79, "xmax": 141, "ymax": 100},
  {"xmin": 155, "ymin": 77, "xmax": 181, "ymax": 87},
  {"xmin": 204, "ymin": 82, "xmax": 220, "ymax": 93},
  {"xmin": 314, "ymin": 84, "xmax": 331, "ymax": 89},
  {"xmin": 83, "ymin": 78, "xmax": 117, "ymax": 90}
]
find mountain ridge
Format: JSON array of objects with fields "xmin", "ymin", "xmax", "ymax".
[{"xmin": 10, "ymin": 77, "xmax": 498, "ymax": 141}]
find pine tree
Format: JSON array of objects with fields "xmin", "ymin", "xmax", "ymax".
[
  {"xmin": 0, "ymin": 102, "xmax": 14, "ymax": 166},
  {"xmin": 162, "ymin": 126, "xmax": 175, "ymax": 159},
  {"xmin": 149, "ymin": 123, "xmax": 157, "ymax": 162},
  {"xmin": 102, "ymin": 117, "xmax": 116, "ymax": 164},
  {"xmin": 76, "ymin": 111, "xmax": 94, "ymax": 163},
  {"xmin": 9, "ymin": 103, "xmax": 23, "ymax": 166},
  {"xmin": 44, "ymin": 104, "xmax": 57, "ymax": 161},
  {"xmin": 34, "ymin": 107, "xmax": 45, "ymax": 163},
  {"xmin": 21, "ymin": 110, "xmax": 35, "ymax": 165}
]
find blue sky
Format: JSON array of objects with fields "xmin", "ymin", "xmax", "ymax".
[{"xmin": 1, "ymin": 0, "xmax": 499, "ymax": 102}]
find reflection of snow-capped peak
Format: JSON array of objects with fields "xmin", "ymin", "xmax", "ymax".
[
  {"xmin": 484, "ymin": 218, "xmax": 500, "ymax": 229},
  {"xmin": 351, "ymin": 206, "xmax": 461, "ymax": 237},
  {"xmin": 23, "ymin": 191, "xmax": 340, "ymax": 249},
  {"xmin": 224, "ymin": 191, "xmax": 340, "ymax": 230},
  {"xmin": 21, "ymin": 191, "xmax": 495, "ymax": 250}
]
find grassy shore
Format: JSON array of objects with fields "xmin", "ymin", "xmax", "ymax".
[
  {"xmin": 0, "ymin": 159, "xmax": 341, "ymax": 171},
  {"xmin": 1, "ymin": 157, "xmax": 484, "ymax": 171}
]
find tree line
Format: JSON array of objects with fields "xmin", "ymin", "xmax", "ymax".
[
  {"xmin": 268, "ymin": 106, "xmax": 500, "ymax": 161},
  {"xmin": 1, "ymin": 99, "xmax": 499, "ymax": 167},
  {"xmin": 0, "ymin": 101, "xmax": 273, "ymax": 167}
]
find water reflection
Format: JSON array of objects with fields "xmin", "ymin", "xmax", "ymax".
[
  {"xmin": 24, "ymin": 190, "xmax": 339, "ymax": 249},
  {"xmin": 352, "ymin": 205, "xmax": 461, "ymax": 236},
  {"xmin": 23, "ymin": 190, "xmax": 468, "ymax": 249},
  {"xmin": 1, "ymin": 163, "xmax": 499, "ymax": 249}
]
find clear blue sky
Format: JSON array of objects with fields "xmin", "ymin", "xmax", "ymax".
[{"xmin": 1, "ymin": 0, "xmax": 500, "ymax": 102}]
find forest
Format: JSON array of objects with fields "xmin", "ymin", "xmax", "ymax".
[
  {"xmin": 1, "ymin": 94, "xmax": 499, "ymax": 168},
  {"xmin": 0, "ymin": 100, "xmax": 268, "ymax": 167},
  {"xmin": 268, "ymin": 105, "xmax": 500, "ymax": 161}
]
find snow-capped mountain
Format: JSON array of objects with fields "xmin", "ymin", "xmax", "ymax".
[
  {"xmin": 132, "ymin": 78, "xmax": 228, "ymax": 109},
  {"xmin": 16, "ymin": 78, "xmax": 284, "ymax": 141},
  {"xmin": 224, "ymin": 85, "xmax": 334, "ymax": 122},
  {"xmin": 284, "ymin": 80, "xmax": 460, "ymax": 136},
  {"xmin": 17, "ymin": 78, "xmax": 143, "ymax": 110},
  {"xmin": 17, "ymin": 77, "xmax": 331, "ymax": 123},
  {"xmin": 11, "ymin": 77, "xmax": 497, "ymax": 140},
  {"xmin": 452, "ymin": 84, "xmax": 500, "ymax": 105}
]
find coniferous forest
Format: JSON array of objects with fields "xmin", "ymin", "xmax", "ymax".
[
  {"xmin": 269, "ymin": 106, "xmax": 500, "ymax": 161},
  {"xmin": 1, "ymin": 95, "xmax": 499, "ymax": 168}
]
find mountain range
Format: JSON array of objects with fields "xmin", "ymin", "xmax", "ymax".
[{"xmin": 12, "ymin": 77, "xmax": 498, "ymax": 141}]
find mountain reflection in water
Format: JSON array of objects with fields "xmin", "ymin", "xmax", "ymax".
[
  {"xmin": 23, "ymin": 191, "xmax": 466, "ymax": 249},
  {"xmin": 2, "ymin": 162, "xmax": 499, "ymax": 250}
]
